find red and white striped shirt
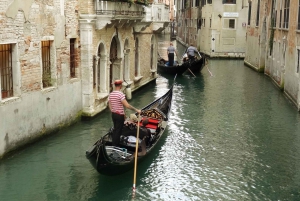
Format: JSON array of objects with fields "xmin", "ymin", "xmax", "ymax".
[{"xmin": 108, "ymin": 91, "xmax": 126, "ymax": 115}]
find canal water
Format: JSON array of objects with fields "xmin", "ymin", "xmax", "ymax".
[{"xmin": 1, "ymin": 36, "xmax": 300, "ymax": 201}]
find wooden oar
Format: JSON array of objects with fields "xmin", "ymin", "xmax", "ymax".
[
  {"xmin": 132, "ymin": 114, "xmax": 141, "ymax": 193},
  {"xmin": 187, "ymin": 68, "xmax": 196, "ymax": 77}
]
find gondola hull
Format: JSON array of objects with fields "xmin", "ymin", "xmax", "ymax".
[
  {"xmin": 157, "ymin": 53, "xmax": 206, "ymax": 75},
  {"xmin": 157, "ymin": 63, "xmax": 189, "ymax": 75},
  {"xmin": 186, "ymin": 57, "xmax": 205, "ymax": 73},
  {"xmin": 86, "ymin": 85, "xmax": 174, "ymax": 176}
]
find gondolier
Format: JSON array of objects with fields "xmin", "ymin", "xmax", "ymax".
[
  {"xmin": 186, "ymin": 43, "xmax": 199, "ymax": 62},
  {"xmin": 86, "ymin": 83, "xmax": 174, "ymax": 175},
  {"xmin": 108, "ymin": 79, "xmax": 141, "ymax": 146},
  {"xmin": 167, "ymin": 42, "xmax": 178, "ymax": 66}
]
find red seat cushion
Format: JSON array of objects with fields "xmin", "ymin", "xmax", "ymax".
[{"xmin": 142, "ymin": 117, "xmax": 160, "ymax": 124}]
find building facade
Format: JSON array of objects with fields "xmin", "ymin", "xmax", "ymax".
[
  {"xmin": 0, "ymin": 0, "xmax": 170, "ymax": 158},
  {"xmin": 79, "ymin": 0, "xmax": 169, "ymax": 117},
  {"xmin": 176, "ymin": 0, "xmax": 248, "ymax": 58},
  {"xmin": 0, "ymin": 0, "xmax": 82, "ymax": 158},
  {"xmin": 245, "ymin": 0, "xmax": 300, "ymax": 110}
]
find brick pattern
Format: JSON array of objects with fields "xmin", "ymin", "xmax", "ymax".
[{"xmin": 0, "ymin": 0, "xmax": 80, "ymax": 92}]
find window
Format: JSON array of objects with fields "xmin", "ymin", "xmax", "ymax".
[
  {"xmin": 207, "ymin": 0, "xmax": 212, "ymax": 4},
  {"xmin": 256, "ymin": 0, "xmax": 260, "ymax": 26},
  {"xmin": 41, "ymin": 41, "xmax": 52, "ymax": 88},
  {"xmin": 298, "ymin": 1, "xmax": 300, "ymax": 29},
  {"xmin": 198, "ymin": 18, "xmax": 201, "ymax": 29},
  {"xmin": 224, "ymin": 19, "xmax": 235, "ymax": 29},
  {"xmin": 279, "ymin": 3, "xmax": 282, "ymax": 28},
  {"xmin": 0, "ymin": 44, "xmax": 13, "ymax": 99},
  {"xmin": 134, "ymin": 38, "xmax": 139, "ymax": 77},
  {"xmin": 248, "ymin": 1, "xmax": 252, "ymax": 25},
  {"xmin": 70, "ymin": 38, "xmax": 76, "ymax": 78},
  {"xmin": 195, "ymin": 0, "xmax": 199, "ymax": 7},
  {"xmin": 223, "ymin": 0, "xmax": 236, "ymax": 4},
  {"xmin": 297, "ymin": 49, "xmax": 300, "ymax": 73},
  {"xmin": 271, "ymin": 0, "xmax": 277, "ymax": 28},
  {"xmin": 283, "ymin": 0, "xmax": 290, "ymax": 29}
]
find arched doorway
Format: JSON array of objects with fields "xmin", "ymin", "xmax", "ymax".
[
  {"xmin": 109, "ymin": 36, "xmax": 122, "ymax": 92},
  {"xmin": 150, "ymin": 36, "xmax": 154, "ymax": 70},
  {"xmin": 96, "ymin": 43, "xmax": 106, "ymax": 94},
  {"xmin": 135, "ymin": 38, "xmax": 139, "ymax": 77},
  {"xmin": 110, "ymin": 36, "xmax": 118, "ymax": 92},
  {"xmin": 123, "ymin": 39, "xmax": 130, "ymax": 82}
]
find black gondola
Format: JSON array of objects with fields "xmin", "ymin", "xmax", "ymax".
[
  {"xmin": 182, "ymin": 52, "xmax": 206, "ymax": 73},
  {"xmin": 157, "ymin": 52, "xmax": 206, "ymax": 75},
  {"xmin": 157, "ymin": 59, "xmax": 189, "ymax": 75},
  {"xmin": 86, "ymin": 84, "xmax": 174, "ymax": 176}
]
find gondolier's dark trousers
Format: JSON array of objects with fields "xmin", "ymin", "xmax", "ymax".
[
  {"xmin": 168, "ymin": 53, "xmax": 174, "ymax": 66},
  {"xmin": 188, "ymin": 54, "xmax": 195, "ymax": 62},
  {"xmin": 111, "ymin": 112, "xmax": 125, "ymax": 146}
]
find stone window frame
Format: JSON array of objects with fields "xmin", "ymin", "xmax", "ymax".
[
  {"xmin": 296, "ymin": 46, "xmax": 300, "ymax": 74},
  {"xmin": 40, "ymin": 37, "xmax": 57, "ymax": 90},
  {"xmin": 95, "ymin": 42, "xmax": 109, "ymax": 99},
  {"xmin": 70, "ymin": 38, "xmax": 77, "ymax": 78},
  {"xmin": 0, "ymin": 43, "xmax": 20, "ymax": 101},
  {"xmin": 223, "ymin": 18, "xmax": 236, "ymax": 29},
  {"xmin": 283, "ymin": 0, "xmax": 290, "ymax": 29},
  {"xmin": 256, "ymin": 0, "xmax": 260, "ymax": 27}
]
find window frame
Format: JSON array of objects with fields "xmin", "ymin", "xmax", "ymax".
[
  {"xmin": 248, "ymin": 1, "xmax": 252, "ymax": 25},
  {"xmin": 70, "ymin": 38, "xmax": 76, "ymax": 78},
  {"xmin": 41, "ymin": 39, "xmax": 56, "ymax": 89},
  {"xmin": 223, "ymin": 0, "xmax": 236, "ymax": 4},
  {"xmin": 283, "ymin": 0, "xmax": 290, "ymax": 29},
  {"xmin": 223, "ymin": 18, "xmax": 236, "ymax": 29},
  {"xmin": 0, "ymin": 44, "xmax": 13, "ymax": 99},
  {"xmin": 298, "ymin": 1, "xmax": 300, "ymax": 29},
  {"xmin": 256, "ymin": 0, "xmax": 260, "ymax": 26},
  {"xmin": 0, "ymin": 43, "xmax": 20, "ymax": 100}
]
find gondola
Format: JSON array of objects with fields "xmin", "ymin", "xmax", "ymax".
[
  {"xmin": 157, "ymin": 59, "xmax": 189, "ymax": 75},
  {"xmin": 182, "ymin": 52, "xmax": 206, "ymax": 73},
  {"xmin": 86, "ymin": 84, "xmax": 174, "ymax": 176},
  {"xmin": 157, "ymin": 52, "xmax": 206, "ymax": 75}
]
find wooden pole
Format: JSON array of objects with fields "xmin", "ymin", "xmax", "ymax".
[
  {"xmin": 132, "ymin": 114, "xmax": 141, "ymax": 192},
  {"xmin": 187, "ymin": 68, "xmax": 196, "ymax": 77}
]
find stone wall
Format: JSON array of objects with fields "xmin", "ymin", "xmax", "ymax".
[{"xmin": 0, "ymin": 0, "xmax": 82, "ymax": 158}]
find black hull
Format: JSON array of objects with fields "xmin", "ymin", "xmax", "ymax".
[
  {"xmin": 157, "ymin": 64, "xmax": 188, "ymax": 75},
  {"xmin": 86, "ymin": 85, "xmax": 174, "ymax": 176},
  {"xmin": 157, "ymin": 54, "xmax": 206, "ymax": 75},
  {"xmin": 186, "ymin": 58, "xmax": 205, "ymax": 73}
]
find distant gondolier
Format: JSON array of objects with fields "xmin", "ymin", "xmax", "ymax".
[
  {"xmin": 186, "ymin": 43, "xmax": 199, "ymax": 62},
  {"xmin": 167, "ymin": 42, "xmax": 178, "ymax": 66}
]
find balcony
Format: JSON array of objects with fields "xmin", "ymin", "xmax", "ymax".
[{"xmin": 94, "ymin": 0, "xmax": 151, "ymax": 31}]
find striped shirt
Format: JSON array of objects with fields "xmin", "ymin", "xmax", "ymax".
[{"xmin": 108, "ymin": 91, "xmax": 126, "ymax": 115}]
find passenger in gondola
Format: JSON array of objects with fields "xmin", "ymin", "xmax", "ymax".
[
  {"xmin": 186, "ymin": 43, "xmax": 199, "ymax": 62},
  {"xmin": 182, "ymin": 53, "xmax": 188, "ymax": 62},
  {"xmin": 140, "ymin": 118, "xmax": 151, "ymax": 141},
  {"xmin": 108, "ymin": 80, "xmax": 141, "ymax": 146},
  {"xmin": 167, "ymin": 42, "xmax": 178, "ymax": 66}
]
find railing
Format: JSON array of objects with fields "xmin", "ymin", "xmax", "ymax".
[
  {"xmin": 95, "ymin": 1, "xmax": 145, "ymax": 17},
  {"xmin": 96, "ymin": 10, "xmax": 144, "ymax": 17}
]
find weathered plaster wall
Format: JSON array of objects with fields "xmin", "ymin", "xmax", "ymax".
[
  {"xmin": 0, "ymin": 83, "xmax": 82, "ymax": 158},
  {"xmin": 245, "ymin": 0, "xmax": 300, "ymax": 110},
  {"xmin": 0, "ymin": 0, "xmax": 82, "ymax": 158}
]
